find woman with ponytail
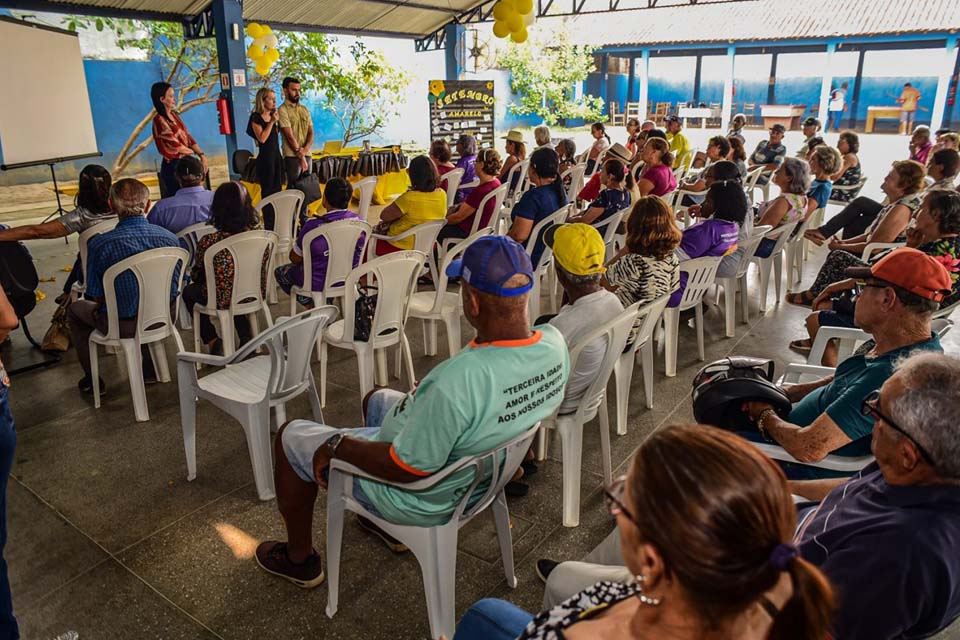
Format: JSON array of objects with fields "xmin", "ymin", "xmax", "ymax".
[
  {"xmin": 508, "ymin": 147, "xmax": 567, "ymax": 268},
  {"xmin": 570, "ymin": 158, "xmax": 633, "ymax": 232},
  {"xmin": 453, "ymin": 423, "xmax": 834, "ymax": 640},
  {"xmin": 586, "ymin": 122, "xmax": 611, "ymax": 174}
]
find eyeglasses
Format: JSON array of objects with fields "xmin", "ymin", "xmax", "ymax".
[
  {"xmin": 603, "ymin": 476, "xmax": 642, "ymax": 528},
  {"xmin": 861, "ymin": 390, "xmax": 935, "ymax": 465},
  {"xmin": 853, "ymin": 280, "xmax": 889, "ymax": 295}
]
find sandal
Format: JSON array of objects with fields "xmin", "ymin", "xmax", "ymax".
[
  {"xmin": 785, "ymin": 291, "xmax": 815, "ymax": 307},
  {"xmin": 789, "ymin": 339, "xmax": 813, "ymax": 354}
]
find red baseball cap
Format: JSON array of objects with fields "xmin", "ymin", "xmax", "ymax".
[{"xmin": 845, "ymin": 248, "xmax": 953, "ymax": 302}]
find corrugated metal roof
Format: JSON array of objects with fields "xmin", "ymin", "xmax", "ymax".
[{"xmin": 566, "ymin": 0, "xmax": 960, "ymax": 48}]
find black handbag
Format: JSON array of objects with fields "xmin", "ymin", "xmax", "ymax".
[{"xmin": 353, "ymin": 285, "xmax": 378, "ymax": 341}]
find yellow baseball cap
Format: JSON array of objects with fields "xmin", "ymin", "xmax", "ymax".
[{"xmin": 544, "ymin": 223, "xmax": 606, "ymax": 276}]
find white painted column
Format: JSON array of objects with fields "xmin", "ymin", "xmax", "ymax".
[
  {"xmin": 721, "ymin": 45, "xmax": 735, "ymax": 132},
  {"xmin": 931, "ymin": 36, "xmax": 959, "ymax": 131},
  {"xmin": 817, "ymin": 41, "xmax": 837, "ymax": 127},
  {"xmin": 638, "ymin": 49, "xmax": 650, "ymax": 120}
]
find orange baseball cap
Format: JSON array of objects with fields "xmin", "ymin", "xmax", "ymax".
[{"xmin": 844, "ymin": 248, "xmax": 953, "ymax": 302}]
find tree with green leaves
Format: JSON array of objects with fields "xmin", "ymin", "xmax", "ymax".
[{"xmin": 497, "ymin": 27, "xmax": 604, "ymax": 126}]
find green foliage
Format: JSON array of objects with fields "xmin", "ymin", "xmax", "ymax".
[{"xmin": 497, "ymin": 28, "xmax": 604, "ymax": 126}]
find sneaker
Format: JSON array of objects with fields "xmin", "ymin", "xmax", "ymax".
[
  {"xmin": 505, "ymin": 480, "xmax": 530, "ymax": 498},
  {"xmin": 78, "ymin": 376, "xmax": 106, "ymax": 396},
  {"xmin": 255, "ymin": 541, "xmax": 325, "ymax": 588},
  {"xmin": 356, "ymin": 515, "xmax": 409, "ymax": 553},
  {"xmin": 535, "ymin": 559, "xmax": 559, "ymax": 584}
]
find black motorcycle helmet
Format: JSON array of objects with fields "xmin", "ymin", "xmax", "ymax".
[{"xmin": 691, "ymin": 357, "xmax": 793, "ymax": 431}]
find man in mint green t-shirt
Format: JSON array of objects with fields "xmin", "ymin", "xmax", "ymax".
[{"xmin": 256, "ymin": 236, "xmax": 569, "ymax": 589}]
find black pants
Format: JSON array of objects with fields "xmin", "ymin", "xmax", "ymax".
[
  {"xmin": 818, "ymin": 197, "xmax": 883, "ymax": 240},
  {"xmin": 159, "ymin": 158, "xmax": 180, "ymax": 198},
  {"xmin": 284, "ymin": 156, "xmax": 312, "ymax": 187},
  {"xmin": 181, "ymin": 282, "xmax": 252, "ymax": 346}
]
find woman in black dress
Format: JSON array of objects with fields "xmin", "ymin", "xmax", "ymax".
[{"xmin": 247, "ymin": 87, "xmax": 282, "ymax": 229}]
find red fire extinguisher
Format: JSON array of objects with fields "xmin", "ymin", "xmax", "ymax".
[{"xmin": 217, "ymin": 96, "xmax": 233, "ymax": 135}]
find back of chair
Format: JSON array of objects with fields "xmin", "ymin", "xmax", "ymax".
[
  {"xmin": 300, "ymin": 219, "xmax": 371, "ymax": 296},
  {"xmin": 755, "ymin": 222, "xmax": 798, "ymax": 259},
  {"xmin": 257, "ymin": 190, "xmax": 303, "ymax": 251},
  {"xmin": 934, "ymin": 300, "xmax": 960, "ymax": 321},
  {"xmin": 792, "ymin": 210, "xmax": 821, "ymax": 241},
  {"xmin": 468, "ymin": 184, "xmax": 509, "ymax": 237},
  {"xmin": 342, "ymin": 251, "xmax": 426, "ymax": 344},
  {"xmin": 525, "ymin": 205, "xmax": 573, "ymax": 271},
  {"xmin": 79, "ymin": 219, "xmax": 119, "ymax": 284},
  {"xmin": 203, "ymin": 230, "xmax": 277, "ymax": 311},
  {"xmin": 176, "ymin": 222, "xmax": 216, "ymax": 268},
  {"xmin": 568, "ymin": 301, "xmax": 641, "ymax": 423},
  {"xmin": 677, "ymin": 256, "xmax": 722, "ymax": 312},
  {"xmin": 632, "ymin": 294, "xmax": 671, "ymax": 348},
  {"xmin": 443, "ymin": 168, "xmax": 465, "ymax": 208},
  {"xmin": 264, "ymin": 306, "xmax": 339, "ymax": 399},
  {"xmin": 432, "ymin": 228, "xmax": 494, "ymax": 314},
  {"xmin": 504, "ymin": 160, "xmax": 530, "ymax": 206},
  {"xmin": 354, "ymin": 177, "xmax": 379, "ymax": 221},
  {"xmin": 734, "ymin": 225, "xmax": 772, "ymax": 279},
  {"xmin": 100, "ymin": 247, "xmax": 189, "ymax": 342},
  {"xmin": 597, "ymin": 208, "xmax": 627, "ymax": 263},
  {"xmin": 561, "ymin": 163, "xmax": 587, "ymax": 204},
  {"xmin": 744, "ymin": 166, "xmax": 764, "ymax": 201}
]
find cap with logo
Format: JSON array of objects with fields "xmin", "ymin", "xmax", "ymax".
[
  {"xmin": 445, "ymin": 235, "xmax": 534, "ymax": 297},
  {"xmin": 502, "ymin": 130, "xmax": 526, "ymax": 144},
  {"xmin": 844, "ymin": 248, "xmax": 953, "ymax": 302},
  {"xmin": 802, "ymin": 117, "xmax": 821, "ymax": 128},
  {"xmin": 544, "ymin": 223, "xmax": 606, "ymax": 276},
  {"xmin": 665, "ymin": 115, "xmax": 681, "ymax": 124},
  {"xmin": 769, "ymin": 124, "xmax": 786, "ymax": 134}
]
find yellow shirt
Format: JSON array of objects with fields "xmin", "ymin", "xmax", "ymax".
[
  {"xmin": 388, "ymin": 189, "xmax": 447, "ymax": 250},
  {"xmin": 277, "ymin": 102, "xmax": 313, "ymax": 158},
  {"xmin": 667, "ymin": 131, "xmax": 691, "ymax": 169},
  {"xmin": 899, "ymin": 87, "xmax": 921, "ymax": 112}
]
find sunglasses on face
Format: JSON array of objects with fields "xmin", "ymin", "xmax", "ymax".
[{"xmin": 861, "ymin": 390, "xmax": 935, "ymax": 465}]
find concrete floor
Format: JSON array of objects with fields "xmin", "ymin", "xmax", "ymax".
[{"xmin": 5, "ymin": 130, "xmax": 960, "ymax": 639}]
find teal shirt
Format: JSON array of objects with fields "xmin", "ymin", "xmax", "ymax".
[
  {"xmin": 358, "ymin": 325, "xmax": 570, "ymax": 526},
  {"xmin": 789, "ymin": 334, "xmax": 943, "ymax": 457}
]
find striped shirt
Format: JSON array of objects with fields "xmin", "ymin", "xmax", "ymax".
[{"xmin": 605, "ymin": 252, "xmax": 679, "ymax": 343}]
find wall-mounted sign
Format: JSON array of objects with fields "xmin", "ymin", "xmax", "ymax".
[
  {"xmin": 428, "ymin": 80, "xmax": 495, "ymax": 149},
  {"xmin": 232, "ymin": 69, "xmax": 246, "ymax": 88}
]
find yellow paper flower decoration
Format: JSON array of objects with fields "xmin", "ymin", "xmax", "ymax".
[
  {"xmin": 486, "ymin": 82, "xmax": 494, "ymax": 90},
  {"xmin": 429, "ymin": 80, "xmax": 446, "ymax": 97}
]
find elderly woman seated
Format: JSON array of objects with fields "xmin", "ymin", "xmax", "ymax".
[
  {"xmin": 827, "ymin": 131, "xmax": 862, "ymax": 204},
  {"xmin": 753, "ymin": 157, "xmax": 811, "ymax": 258}
]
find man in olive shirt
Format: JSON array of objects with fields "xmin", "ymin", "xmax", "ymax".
[{"xmin": 278, "ymin": 76, "xmax": 314, "ymax": 185}]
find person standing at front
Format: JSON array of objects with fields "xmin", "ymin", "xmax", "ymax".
[
  {"xmin": 247, "ymin": 87, "xmax": 283, "ymax": 200},
  {"xmin": 0, "ymin": 290, "xmax": 19, "ymax": 640},
  {"xmin": 151, "ymin": 82, "xmax": 206, "ymax": 198},
  {"xmin": 898, "ymin": 83, "xmax": 922, "ymax": 135},
  {"xmin": 278, "ymin": 77, "xmax": 314, "ymax": 186}
]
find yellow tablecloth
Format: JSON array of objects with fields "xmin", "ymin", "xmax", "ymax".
[{"xmin": 240, "ymin": 171, "xmax": 410, "ymax": 219}]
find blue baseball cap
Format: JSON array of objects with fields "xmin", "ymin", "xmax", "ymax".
[{"xmin": 445, "ymin": 236, "xmax": 534, "ymax": 297}]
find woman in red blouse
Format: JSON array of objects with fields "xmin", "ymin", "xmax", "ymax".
[{"xmin": 151, "ymin": 82, "xmax": 206, "ymax": 197}]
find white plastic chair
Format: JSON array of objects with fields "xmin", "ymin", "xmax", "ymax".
[
  {"xmin": 177, "ymin": 306, "xmax": 337, "ymax": 501},
  {"xmin": 442, "ymin": 168, "xmax": 465, "ymax": 208},
  {"xmin": 561, "ymin": 162, "xmax": 587, "ymax": 204},
  {"xmin": 72, "ymin": 218, "xmax": 119, "ymax": 298},
  {"xmin": 663, "ymin": 256, "xmax": 722, "ymax": 377},
  {"xmin": 751, "ymin": 221, "xmax": 799, "ymax": 313},
  {"xmin": 860, "ymin": 242, "xmax": 904, "ymax": 261},
  {"xmin": 192, "ymin": 230, "xmax": 277, "ymax": 358},
  {"xmin": 409, "ymin": 228, "xmax": 493, "ymax": 358},
  {"xmin": 353, "ymin": 177, "xmax": 378, "ymax": 221},
  {"xmin": 785, "ymin": 211, "xmax": 822, "ymax": 287},
  {"xmin": 503, "ymin": 159, "xmax": 530, "ymax": 208},
  {"xmin": 535, "ymin": 302, "xmax": 639, "ymax": 528},
  {"xmin": 89, "ymin": 247, "xmax": 189, "ymax": 422},
  {"xmin": 671, "ymin": 189, "xmax": 703, "ymax": 228},
  {"xmin": 612, "ymin": 294, "xmax": 671, "ymax": 435},
  {"xmin": 440, "ymin": 184, "xmax": 508, "ymax": 259},
  {"xmin": 806, "ymin": 318, "xmax": 953, "ymax": 367},
  {"xmin": 716, "ymin": 225, "xmax": 771, "ymax": 337},
  {"xmin": 175, "ymin": 222, "xmax": 216, "ymax": 330},
  {"xmin": 828, "ymin": 176, "xmax": 868, "ymax": 205},
  {"xmin": 319, "ymin": 251, "xmax": 425, "ymax": 409},
  {"xmin": 288, "ymin": 219, "xmax": 371, "ymax": 315},
  {"xmin": 367, "ymin": 219, "xmax": 445, "ymax": 284},
  {"xmin": 523, "ymin": 205, "xmax": 573, "ymax": 320},
  {"xmin": 324, "ymin": 422, "xmax": 539, "ymax": 640},
  {"xmin": 596, "ymin": 208, "xmax": 628, "ymax": 264},
  {"xmin": 743, "ymin": 166, "xmax": 765, "ymax": 205},
  {"xmin": 751, "ymin": 441, "xmax": 874, "ymax": 474},
  {"xmin": 258, "ymin": 190, "xmax": 304, "ymax": 304}
]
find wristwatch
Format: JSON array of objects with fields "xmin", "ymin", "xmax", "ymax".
[{"xmin": 325, "ymin": 433, "xmax": 346, "ymax": 457}]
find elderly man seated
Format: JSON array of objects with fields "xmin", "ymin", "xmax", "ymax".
[
  {"xmin": 536, "ymin": 353, "xmax": 960, "ymax": 640},
  {"xmin": 145, "ymin": 155, "xmax": 213, "ymax": 234},
  {"xmin": 255, "ymin": 236, "xmax": 569, "ymax": 587},
  {"xmin": 533, "ymin": 125, "xmax": 553, "ymax": 150},
  {"xmin": 742, "ymin": 248, "xmax": 949, "ymax": 479},
  {"xmin": 748, "ymin": 123, "xmax": 787, "ymax": 186}
]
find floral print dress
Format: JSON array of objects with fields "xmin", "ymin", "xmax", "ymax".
[{"xmin": 191, "ymin": 230, "xmax": 270, "ymax": 309}]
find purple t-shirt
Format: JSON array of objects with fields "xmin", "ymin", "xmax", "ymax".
[
  {"xmin": 291, "ymin": 209, "xmax": 364, "ymax": 290},
  {"xmin": 460, "ymin": 178, "xmax": 502, "ymax": 233},
  {"xmin": 455, "ymin": 154, "xmax": 478, "ymax": 203},
  {"xmin": 640, "ymin": 163, "xmax": 677, "ymax": 197},
  {"xmin": 670, "ymin": 218, "xmax": 739, "ymax": 306}
]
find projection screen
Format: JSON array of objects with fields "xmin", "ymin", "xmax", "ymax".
[{"xmin": 0, "ymin": 17, "xmax": 100, "ymax": 169}]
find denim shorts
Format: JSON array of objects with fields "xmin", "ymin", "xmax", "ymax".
[{"xmin": 281, "ymin": 389, "xmax": 406, "ymax": 512}]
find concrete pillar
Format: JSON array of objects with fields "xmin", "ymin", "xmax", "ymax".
[
  {"xmin": 599, "ymin": 52, "xmax": 610, "ymax": 115},
  {"xmin": 720, "ymin": 45, "xmax": 735, "ymax": 132},
  {"xmin": 931, "ymin": 36, "xmax": 959, "ymax": 131},
  {"xmin": 212, "ymin": 0, "xmax": 251, "ymax": 178},
  {"xmin": 627, "ymin": 56, "xmax": 637, "ymax": 103},
  {"xmin": 444, "ymin": 23, "xmax": 463, "ymax": 80},
  {"xmin": 817, "ymin": 41, "xmax": 837, "ymax": 126},
  {"xmin": 638, "ymin": 49, "xmax": 650, "ymax": 120}
]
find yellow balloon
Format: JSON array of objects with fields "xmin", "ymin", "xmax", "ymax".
[
  {"xmin": 260, "ymin": 24, "xmax": 272, "ymax": 35},
  {"xmin": 492, "ymin": 1, "xmax": 510, "ymax": 21},
  {"xmin": 247, "ymin": 43, "xmax": 264, "ymax": 60},
  {"xmin": 261, "ymin": 33, "xmax": 279, "ymax": 48},
  {"xmin": 523, "ymin": 10, "xmax": 535, "ymax": 25},
  {"xmin": 265, "ymin": 47, "xmax": 280, "ymax": 63},
  {"xmin": 246, "ymin": 22, "xmax": 263, "ymax": 39},
  {"xmin": 492, "ymin": 20, "xmax": 511, "ymax": 38},
  {"xmin": 515, "ymin": 0, "xmax": 533, "ymax": 14},
  {"xmin": 506, "ymin": 12, "xmax": 523, "ymax": 32},
  {"xmin": 510, "ymin": 27, "xmax": 528, "ymax": 43},
  {"xmin": 255, "ymin": 60, "xmax": 272, "ymax": 76}
]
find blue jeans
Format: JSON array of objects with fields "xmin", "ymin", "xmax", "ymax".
[
  {"xmin": 827, "ymin": 110, "xmax": 843, "ymax": 132},
  {"xmin": 0, "ymin": 382, "xmax": 19, "ymax": 639},
  {"xmin": 453, "ymin": 598, "xmax": 533, "ymax": 640}
]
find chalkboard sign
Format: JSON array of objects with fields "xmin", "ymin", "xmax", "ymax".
[{"xmin": 428, "ymin": 80, "xmax": 496, "ymax": 149}]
